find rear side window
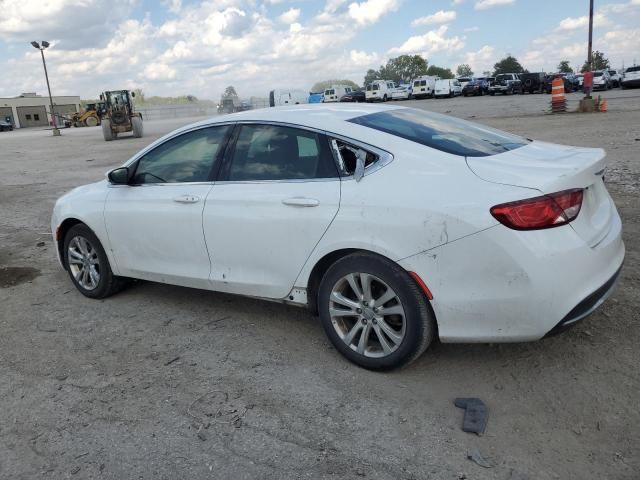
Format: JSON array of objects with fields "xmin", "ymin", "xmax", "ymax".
[
  {"xmin": 348, "ymin": 109, "xmax": 528, "ymax": 157},
  {"xmin": 626, "ymin": 66, "xmax": 640, "ymax": 73},
  {"xmin": 228, "ymin": 124, "xmax": 338, "ymax": 181}
]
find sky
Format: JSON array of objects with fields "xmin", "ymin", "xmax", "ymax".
[{"xmin": 1, "ymin": 0, "xmax": 639, "ymax": 100}]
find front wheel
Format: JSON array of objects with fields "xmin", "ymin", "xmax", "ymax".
[
  {"xmin": 132, "ymin": 116, "xmax": 143, "ymax": 138},
  {"xmin": 318, "ymin": 253, "xmax": 436, "ymax": 370},
  {"xmin": 63, "ymin": 224, "xmax": 128, "ymax": 299},
  {"xmin": 102, "ymin": 119, "xmax": 113, "ymax": 141}
]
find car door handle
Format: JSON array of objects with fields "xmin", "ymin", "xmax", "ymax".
[
  {"xmin": 282, "ymin": 197, "xmax": 320, "ymax": 207},
  {"xmin": 173, "ymin": 194, "xmax": 200, "ymax": 204}
]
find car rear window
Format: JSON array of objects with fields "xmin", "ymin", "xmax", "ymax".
[
  {"xmin": 625, "ymin": 66, "xmax": 640, "ymax": 73},
  {"xmin": 347, "ymin": 109, "xmax": 528, "ymax": 157}
]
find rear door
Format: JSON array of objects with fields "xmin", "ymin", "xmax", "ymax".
[{"xmin": 203, "ymin": 123, "xmax": 341, "ymax": 298}]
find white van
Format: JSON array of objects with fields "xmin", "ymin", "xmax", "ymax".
[
  {"xmin": 269, "ymin": 89, "xmax": 309, "ymax": 107},
  {"xmin": 434, "ymin": 79, "xmax": 463, "ymax": 98},
  {"xmin": 411, "ymin": 76, "xmax": 439, "ymax": 99},
  {"xmin": 323, "ymin": 85, "xmax": 353, "ymax": 103},
  {"xmin": 365, "ymin": 80, "xmax": 394, "ymax": 102}
]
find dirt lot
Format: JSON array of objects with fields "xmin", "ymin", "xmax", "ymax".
[{"xmin": 1, "ymin": 90, "xmax": 638, "ymax": 480}]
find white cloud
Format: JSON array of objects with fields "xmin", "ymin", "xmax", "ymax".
[
  {"xmin": 464, "ymin": 26, "xmax": 479, "ymax": 32},
  {"xmin": 556, "ymin": 13, "xmax": 610, "ymax": 31},
  {"xmin": 0, "ymin": 0, "xmax": 136, "ymax": 46},
  {"xmin": 412, "ymin": 10, "xmax": 457, "ymax": 27},
  {"xmin": 278, "ymin": 8, "xmax": 301, "ymax": 24},
  {"xmin": 475, "ymin": 0, "xmax": 514, "ymax": 10},
  {"xmin": 162, "ymin": 0, "xmax": 182, "ymax": 14},
  {"xmin": 463, "ymin": 45, "xmax": 495, "ymax": 73},
  {"xmin": 389, "ymin": 25, "xmax": 465, "ymax": 56},
  {"xmin": 348, "ymin": 0, "xmax": 401, "ymax": 26},
  {"xmin": 452, "ymin": 0, "xmax": 464, "ymax": 4}
]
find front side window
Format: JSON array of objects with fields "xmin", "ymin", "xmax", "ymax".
[
  {"xmin": 133, "ymin": 125, "xmax": 230, "ymax": 184},
  {"xmin": 227, "ymin": 124, "xmax": 338, "ymax": 181},
  {"xmin": 348, "ymin": 109, "xmax": 528, "ymax": 157}
]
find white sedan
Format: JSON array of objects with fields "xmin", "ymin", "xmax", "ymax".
[{"xmin": 52, "ymin": 104, "xmax": 625, "ymax": 370}]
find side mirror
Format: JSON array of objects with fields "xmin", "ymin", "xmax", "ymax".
[
  {"xmin": 131, "ymin": 91, "xmax": 136, "ymax": 98},
  {"xmin": 100, "ymin": 94, "xmax": 104, "ymax": 100},
  {"xmin": 108, "ymin": 167, "xmax": 130, "ymax": 185}
]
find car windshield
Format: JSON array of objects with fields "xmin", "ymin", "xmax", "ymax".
[
  {"xmin": 594, "ymin": 72, "xmax": 603, "ymax": 77},
  {"xmin": 458, "ymin": 78, "xmax": 471, "ymax": 82},
  {"xmin": 495, "ymin": 74, "xmax": 511, "ymax": 82},
  {"xmin": 608, "ymin": 71, "xmax": 616, "ymax": 75},
  {"xmin": 348, "ymin": 109, "xmax": 528, "ymax": 158}
]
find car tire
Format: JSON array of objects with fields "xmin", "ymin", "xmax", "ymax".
[
  {"xmin": 317, "ymin": 252, "xmax": 436, "ymax": 370},
  {"xmin": 383, "ymin": 94, "xmax": 388, "ymax": 102},
  {"xmin": 63, "ymin": 224, "xmax": 128, "ymax": 299}
]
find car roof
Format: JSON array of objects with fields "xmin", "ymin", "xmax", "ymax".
[{"xmin": 186, "ymin": 103, "xmax": 405, "ymax": 133}]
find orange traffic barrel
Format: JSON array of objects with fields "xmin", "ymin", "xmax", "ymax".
[{"xmin": 550, "ymin": 76, "xmax": 567, "ymax": 113}]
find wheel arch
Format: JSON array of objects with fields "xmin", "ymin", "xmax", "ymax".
[
  {"xmin": 55, "ymin": 217, "xmax": 114, "ymax": 272},
  {"xmin": 305, "ymin": 248, "xmax": 435, "ymax": 317}
]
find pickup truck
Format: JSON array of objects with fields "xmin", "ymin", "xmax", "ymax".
[{"xmin": 489, "ymin": 73, "xmax": 522, "ymax": 95}]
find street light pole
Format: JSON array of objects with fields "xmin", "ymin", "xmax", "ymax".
[{"xmin": 31, "ymin": 41, "xmax": 60, "ymax": 136}]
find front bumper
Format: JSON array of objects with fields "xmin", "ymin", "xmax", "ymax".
[{"xmin": 398, "ymin": 210, "xmax": 624, "ymax": 343}]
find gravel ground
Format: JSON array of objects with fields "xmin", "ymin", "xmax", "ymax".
[{"xmin": 1, "ymin": 89, "xmax": 638, "ymax": 480}]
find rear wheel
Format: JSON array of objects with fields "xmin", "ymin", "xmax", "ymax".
[
  {"xmin": 63, "ymin": 224, "xmax": 128, "ymax": 299},
  {"xmin": 102, "ymin": 119, "xmax": 113, "ymax": 141},
  {"xmin": 85, "ymin": 115, "xmax": 98, "ymax": 127},
  {"xmin": 132, "ymin": 116, "xmax": 144, "ymax": 138},
  {"xmin": 318, "ymin": 253, "xmax": 436, "ymax": 370}
]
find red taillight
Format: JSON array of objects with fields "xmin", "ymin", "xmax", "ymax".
[{"xmin": 490, "ymin": 189, "xmax": 584, "ymax": 231}]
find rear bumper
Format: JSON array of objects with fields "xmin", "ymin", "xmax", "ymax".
[
  {"xmin": 621, "ymin": 79, "xmax": 640, "ymax": 88},
  {"xmin": 398, "ymin": 208, "xmax": 625, "ymax": 343},
  {"xmin": 543, "ymin": 265, "xmax": 622, "ymax": 337}
]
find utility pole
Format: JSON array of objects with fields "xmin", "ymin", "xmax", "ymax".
[
  {"xmin": 31, "ymin": 41, "xmax": 61, "ymax": 136},
  {"xmin": 587, "ymin": 0, "xmax": 594, "ymax": 70}
]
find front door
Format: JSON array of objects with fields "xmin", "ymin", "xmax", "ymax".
[
  {"xmin": 104, "ymin": 125, "xmax": 231, "ymax": 288},
  {"xmin": 203, "ymin": 123, "xmax": 341, "ymax": 299}
]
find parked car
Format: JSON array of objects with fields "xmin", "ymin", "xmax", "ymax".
[
  {"xmin": 51, "ymin": 104, "xmax": 625, "ymax": 370},
  {"xmin": 456, "ymin": 77, "xmax": 473, "ymax": 89},
  {"xmin": 592, "ymin": 70, "xmax": 612, "ymax": 91},
  {"xmin": 391, "ymin": 85, "xmax": 411, "ymax": 100},
  {"xmin": 519, "ymin": 72, "xmax": 546, "ymax": 94},
  {"xmin": 0, "ymin": 119, "xmax": 13, "ymax": 131},
  {"xmin": 269, "ymin": 89, "xmax": 309, "ymax": 107},
  {"xmin": 462, "ymin": 79, "xmax": 489, "ymax": 96},
  {"xmin": 489, "ymin": 73, "xmax": 522, "ymax": 95},
  {"xmin": 544, "ymin": 73, "xmax": 580, "ymax": 94},
  {"xmin": 365, "ymin": 80, "xmax": 392, "ymax": 102},
  {"xmin": 434, "ymin": 79, "xmax": 462, "ymax": 98},
  {"xmin": 575, "ymin": 74, "xmax": 584, "ymax": 88},
  {"xmin": 411, "ymin": 75, "xmax": 439, "ymax": 99},
  {"xmin": 324, "ymin": 85, "xmax": 353, "ymax": 103},
  {"xmin": 608, "ymin": 70, "xmax": 622, "ymax": 88},
  {"xmin": 340, "ymin": 91, "xmax": 366, "ymax": 102},
  {"xmin": 621, "ymin": 65, "xmax": 640, "ymax": 89}
]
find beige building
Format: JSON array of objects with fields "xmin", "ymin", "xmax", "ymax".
[{"xmin": 0, "ymin": 93, "xmax": 81, "ymax": 128}]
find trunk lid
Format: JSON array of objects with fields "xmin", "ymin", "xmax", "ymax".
[{"xmin": 467, "ymin": 141, "xmax": 614, "ymax": 247}]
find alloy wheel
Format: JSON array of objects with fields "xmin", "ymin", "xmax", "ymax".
[
  {"xmin": 67, "ymin": 236, "xmax": 101, "ymax": 290},
  {"xmin": 329, "ymin": 273, "xmax": 406, "ymax": 358}
]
